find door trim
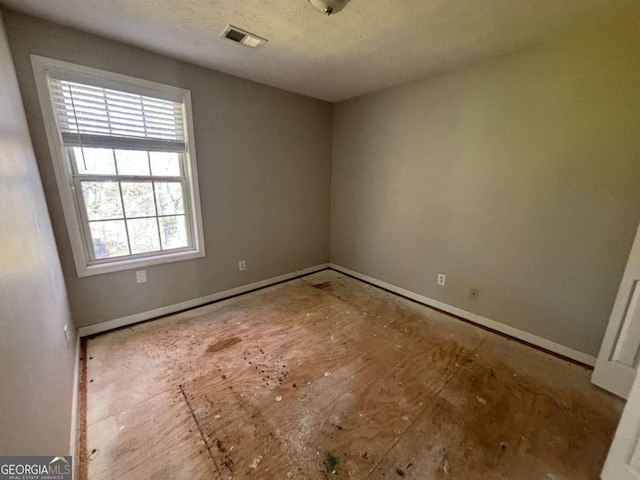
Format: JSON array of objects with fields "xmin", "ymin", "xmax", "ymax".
[{"xmin": 592, "ymin": 221, "xmax": 640, "ymax": 399}]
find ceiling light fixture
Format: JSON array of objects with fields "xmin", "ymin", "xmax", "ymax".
[{"xmin": 308, "ymin": 0, "xmax": 351, "ymax": 16}]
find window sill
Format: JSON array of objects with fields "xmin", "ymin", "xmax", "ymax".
[{"xmin": 76, "ymin": 248, "xmax": 205, "ymax": 277}]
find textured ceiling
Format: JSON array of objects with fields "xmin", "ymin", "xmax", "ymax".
[{"xmin": 0, "ymin": 0, "xmax": 635, "ymax": 101}]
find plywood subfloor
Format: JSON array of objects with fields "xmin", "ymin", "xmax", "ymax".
[{"xmin": 83, "ymin": 270, "xmax": 623, "ymax": 479}]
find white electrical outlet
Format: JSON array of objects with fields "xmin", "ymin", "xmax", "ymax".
[
  {"xmin": 437, "ymin": 273, "xmax": 446, "ymax": 286},
  {"xmin": 63, "ymin": 324, "xmax": 71, "ymax": 345},
  {"xmin": 239, "ymin": 260, "xmax": 246, "ymax": 272},
  {"xmin": 136, "ymin": 270, "xmax": 147, "ymax": 284}
]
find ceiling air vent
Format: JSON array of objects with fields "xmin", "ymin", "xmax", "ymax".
[{"xmin": 221, "ymin": 25, "xmax": 267, "ymax": 48}]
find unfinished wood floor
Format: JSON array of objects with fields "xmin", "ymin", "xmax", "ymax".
[{"xmin": 83, "ymin": 270, "xmax": 623, "ymax": 480}]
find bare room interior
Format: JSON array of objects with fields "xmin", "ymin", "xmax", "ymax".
[{"xmin": 1, "ymin": 0, "xmax": 640, "ymax": 479}]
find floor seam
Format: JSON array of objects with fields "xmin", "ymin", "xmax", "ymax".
[
  {"xmin": 364, "ymin": 336, "xmax": 487, "ymax": 478},
  {"xmin": 91, "ymin": 384, "xmax": 204, "ymax": 480},
  {"xmin": 180, "ymin": 383, "xmax": 223, "ymax": 478}
]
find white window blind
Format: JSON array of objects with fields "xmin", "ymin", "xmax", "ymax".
[{"xmin": 49, "ymin": 78, "xmax": 186, "ymax": 152}]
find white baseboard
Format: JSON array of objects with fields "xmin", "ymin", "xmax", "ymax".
[
  {"xmin": 78, "ymin": 263, "xmax": 330, "ymax": 337},
  {"xmin": 69, "ymin": 331, "xmax": 80, "ymax": 460},
  {"xmin": 76, "ymin": 261, "xmax": 595, "ymax": 366},
  {"xmin": 330, "ymin": 263, "xmax": 597, "ymax": 367}
]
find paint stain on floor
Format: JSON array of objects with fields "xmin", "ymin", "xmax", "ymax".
[{"xmin": 82, "ymin": 270, "xmax": 624, "ymax": 480}]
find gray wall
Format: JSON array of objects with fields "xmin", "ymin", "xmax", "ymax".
[
  {"xmin": 331, "ymin": 9, "xmax": 640, "ymax": 357},
  {"xmin": 4, "ymin": 8, "xmax": 639, "ymax": 359},
  {"xmin": 3, "ymin": 10, "xmax": 332, "ymax": 328},
  {"xmin": 0, "ymin": 9, "xmax": 76, "ymax": 455}
]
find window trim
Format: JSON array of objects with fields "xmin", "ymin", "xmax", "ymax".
[{"xmin": 32, "ymin": 55, "xmax": 206, "ymax": 277}]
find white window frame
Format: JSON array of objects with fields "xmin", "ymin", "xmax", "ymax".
[{"xmin": 32, "ymin": 55, "xmax": 206, "ymax": 277}]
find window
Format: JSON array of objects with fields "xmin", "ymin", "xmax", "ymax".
[{"xmin": 32, "ymin": 56, "xmax": 205, "ymax": 276}]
